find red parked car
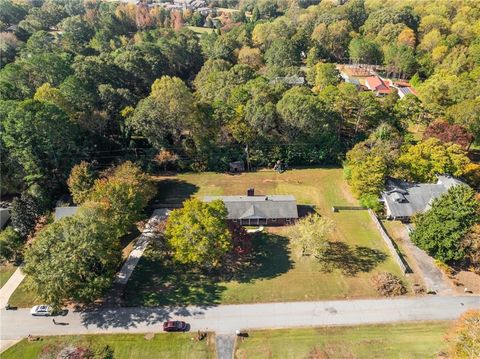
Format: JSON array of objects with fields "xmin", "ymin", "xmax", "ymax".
[{"xmin": 163, "ymin": 321, "xmax": 188, "ymax": 332}]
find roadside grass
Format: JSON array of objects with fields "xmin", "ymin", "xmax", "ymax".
[
  {"xmin": 125, "ymin": 168, "xmax": 409, "ymax": 305},
  {"xmin": 234, "ymin": 322, "xmax": 451, "ymax": 359},
  {"xmin": 8, "ymin": 279, "xmax": 39, "ymax": 308},
  {"xmin": 0, "ymin": 265, "xmax": 17, "ymax": 289},
  {"xmin": 2, "ymin": 333, "xmax": 216, "ymax": 359}
]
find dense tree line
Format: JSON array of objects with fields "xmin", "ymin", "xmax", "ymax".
[
  {"xmin": 1, "ymin": 0, "xmax": 480, "ymax": 201},
  {"xmin": 22, "ymin": 161, "xmax": 155, "ymax": 306}
]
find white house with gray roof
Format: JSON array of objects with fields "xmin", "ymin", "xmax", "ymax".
[
  {"xmin": 382, "ymin": 175, "xmax": 466, "ymax": 221},
  {"xmin": 204, "ymin": 189, "xmax": 298, "ymax": 226}
]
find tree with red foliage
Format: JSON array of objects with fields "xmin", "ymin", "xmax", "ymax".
[
  {"xmin": 228, "ymin": 222, "xmax": 252, "ymax": 255},
  {"xmin": 423, "ymin": 120, "xmax": 474, "ymax": 150}
]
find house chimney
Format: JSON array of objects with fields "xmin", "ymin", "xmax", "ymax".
[{"xmin": 247, "ymin": 188, "xmax": 254, "ymax": 196}]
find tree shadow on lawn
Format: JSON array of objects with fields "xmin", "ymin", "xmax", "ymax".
[
  {"xmin": 222, "ymin": 232, "xmax": 294, "ymax": 283},
  {"xmin": 152, "ymin": 179, "xmax": 199, "ymax": 205},
  {"xmin": 297, "ymin": 205, "xmax": 317, "ymax": 218},
  {"xmin": 123, "ymin": 247, "xmax": 225, "ymax": 308},
  {"xmin": 122, "ymin": 233, "xmax": 293, "ymax": 306},
  {"xmin": 80, "ymin": 233, "xmax": 293, "ymax": 329},
  {"xmin": 320, "ymin": 242, "xmax": 388, "ymax": 277}
]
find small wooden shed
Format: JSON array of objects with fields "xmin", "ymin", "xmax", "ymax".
[{"xmin": 229, "ymin": 161, "xmax": 245, "ymax": 173}]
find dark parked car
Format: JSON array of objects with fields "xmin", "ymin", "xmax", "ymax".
[{"xmin": 163, "ymin": 320, "xmax": 187, "ymax": 332}]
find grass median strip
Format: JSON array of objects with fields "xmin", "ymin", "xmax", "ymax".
[
  {"xmin": 2, "ymin": 333, "xmax": 216, "ymax": 359},
  {"xmin": 235, "ymin": 322, "xmax": 451, "ymax": 359}
]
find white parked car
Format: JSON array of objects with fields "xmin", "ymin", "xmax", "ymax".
[{"xmin": 30, "ymin": 305, "xmax": 52, "ymax": 316}]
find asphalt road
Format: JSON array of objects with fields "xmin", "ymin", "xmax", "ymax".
[{"xmin": 1, "ymin": 296, "xmax": 479, "ymax": 342}]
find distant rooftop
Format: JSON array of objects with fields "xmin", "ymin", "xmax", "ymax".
[
  {"xmin": 54, "ymin": 206, "xmax": 79, "ymax": 221},
  {"xmin": 382, "ymin": 175, "xmax": 466, "ymax": 218}
]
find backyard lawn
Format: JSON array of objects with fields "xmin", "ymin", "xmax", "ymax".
[
  {"xmin": 187, "ymin": 26, "xmax": 215, "ymax": 34},
  {"xmin": 234, "ymin": 322, "xmax": 451, "ymax": 359},
  {"xmin": 2, "ymin": 333, "xmax": 216, "ymax": 359},
  {"xmin": 125, "ymin": 168, "xmax": 410, "ymax": 306},
  {"xmin": 0, "ymin": 265, "xmax": 16, "ymax": 289}
]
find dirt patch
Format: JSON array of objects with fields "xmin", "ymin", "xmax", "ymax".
[
  {"xmin": 308, "ymin": 347, "xmax": 330, "ymax": 359},
  {"xmin": 340, "ymin": 181, "xmax": 357, "ymax": 205},
  {"xmin": 322, "ymin": 343, "xmax": 357, "ymax": 359},
  {"xmin": 144, "ymin": 333, "xmax": 155, "ymax": 340},
  {"xmin": 450, "ymin": 271, "xmax": 480, "ymax": 294}
]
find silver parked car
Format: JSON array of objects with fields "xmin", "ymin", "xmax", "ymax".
[{"xmin": 30, "ymin": 305, "xmax": 52, "ymax": 316}]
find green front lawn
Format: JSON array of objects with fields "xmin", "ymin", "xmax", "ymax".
[
  {"xmin": 235, "ymin": 322, "xmax": 451, "ymax": 359},
  {"xmin": 2, "ymin": 333, "xmax": 216, "ymax": 359},
  {"xmin": 125, "ymin": 168, "xmax": 409, "ymax": 306},
  {"xmin": 0, "ymin": 265, "xmax": 17, "ymax": 289},
  {"xmin": 7, "ymin": 279, "xmax": 40, "ymax": 308}
]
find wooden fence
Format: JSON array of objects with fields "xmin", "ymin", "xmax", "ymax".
[{"xmin": 331, "ymin": 206, "xmax": 367, "ymax": 212}]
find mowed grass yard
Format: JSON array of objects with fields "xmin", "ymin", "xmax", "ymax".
[
  {"xmin": 234, "ymin": 322, "xmax": 451, "ymax": 359},
  {"xmin": 125, "ymin": 168, "xmax": 409, "ymax": 306},
  {"xmin": 2, "ymin": 333, "xmax": 216, "ymax": 359}
]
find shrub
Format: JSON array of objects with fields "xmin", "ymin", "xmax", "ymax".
[
  {"xmin": 371, "ymin": 272, "xmax": 407, "ymax": 297},
  {"xmin": 445, "ymin": 310, "xmax": 480, "ymax": 359},
  {"xmin": 67, "ymin": 161, "xmax": 96, "ymax": 205},
  {"xmin": 359, "ymin": 193, "xmax": 383, "ymax": 212},
  {"xmin": 10, "ymin": 191, "xmax": 43, "ymax": 238},
  {"xmin": 0, "ymin": 227, "xmax": 24, "ymax": 263}
]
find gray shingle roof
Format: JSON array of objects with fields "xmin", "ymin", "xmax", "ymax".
[
  {"xmin": 54, "ymin": 206, "xmax": 79, "ymax": 221},
  {"xmin": 203, "ymin": 195, "xmax": 298, "ymax": 220},
  {"xmin": 0, "ymin": 208, "xmax": 10, "ymax": 229},
  {"xmin": 382, "ymin": 175, "xmax": 466, "ymax": 218}
]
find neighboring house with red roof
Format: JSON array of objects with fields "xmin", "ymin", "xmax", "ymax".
[
  {"xmin": 364, "ymin": 76, "xmax": 391, "ymax": 96},
  {"xmin": 390, "ymin": 81, "xmax": 418, "ymax": 99}
]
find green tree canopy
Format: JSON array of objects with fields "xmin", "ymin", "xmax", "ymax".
[
  {"xmin": 276, "ymin": 86, "xmax": 336, "ymax": 140},
  {"xmin": 345, "ymin": 123, "xmax": 403, "ymax": 197},
  {"xmin": 411, "ymin": 185, "xmax": 479, "ymax": 262},
  {"xmin": 0, "ymin": 227, "xmax": 24, "ymax": 263},
  {"xmin": 307, "ymin": 62, "xmax": 341, "ymax": 93},
  {"xmin": 67, "ymin": 161, "xmax": 97, "ymax": 205},
  {"xmin": 10, "ymin": 191, "xmax": 43, "ymax": 238},
  {"xmin": 348, "ymin": 37, "xmax": 382, "ymax": 64},
  {"xmin": 396, "ymin": 138, "xmax": 471, "ymax": 183},
  {"xmin": 165, "ymin": 198, "xmax": 232, "ymax": 268},
  {"xmin": 87, "ymin": 161, "xmax": 156, "ymax": 238},
  {"xmin": 129, "ymin": 76, "xmax": 195, "ymax": 149},
  {"xmin": 286, "ymin": 213, "xmax": 333, "ymax": 259},
  {"xmin": 23, "ymin": 208, "xmax": 122, "ymax": 307},
  {"xmin": 0, "ymin": 99, "xmax": 81, "ymax": 190}
]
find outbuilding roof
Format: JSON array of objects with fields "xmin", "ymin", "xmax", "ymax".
[
  {"xmin": 203, "ymin": 195, "xmax": 298, "ymax": 220},
  {"xmin": 0, "ymin": 208, "xmax": 10, "ymax": 229}
]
